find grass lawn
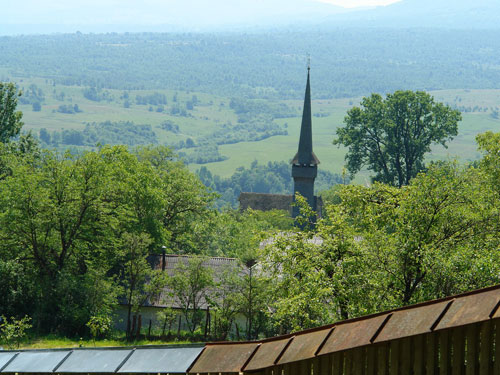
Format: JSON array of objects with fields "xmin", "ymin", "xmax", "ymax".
[{"xmin": 3, "ymin": 334, "xmax": 194, "ymax": 350}]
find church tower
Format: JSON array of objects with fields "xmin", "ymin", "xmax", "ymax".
[{"xmin": 291, "ymin": 66, "xmax": 320, "ymax": 218}]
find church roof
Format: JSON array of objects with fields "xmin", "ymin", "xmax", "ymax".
[{"xmin": 291, "ymin": 67, "xmax": 320, "ymax": 166}]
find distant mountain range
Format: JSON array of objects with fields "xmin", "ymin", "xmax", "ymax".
[
  {"xmin": 323, "ymin": 0, "xmax": 500, "ymax": 29},
  {"xmin": 2, "ymin": 0, "xmax": 346, "ymax": 34},
  {"xmin": 2, "ymin": 0, "xmax": 500, "ymax": 34}
]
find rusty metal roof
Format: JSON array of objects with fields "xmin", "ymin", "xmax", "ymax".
[
  {"xmin": 433, "ymin": 287, "xmax": 500, "ymax": 330},
  {"xmin": 276, "ymin": 328, "xmax": 331, "ymax": 365},
  {"xmin": 318, "ymin": 314, "xmax": 389, "ymax": 355},
  {"xmin": 187, "ymin": 284, "xmax": 500, "ymax": 373},
  {"xmin": 188, "ymin": 343, "xmax": 259, "ymax": 374},
  {"xmin": 243, "ymin": 338, "xmax": 291, "ymax": 371},
  {"xmin": 373, "ymin": 300, "xmax": 450, "ymax": 343}
]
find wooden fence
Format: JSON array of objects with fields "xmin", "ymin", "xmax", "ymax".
[
  {"xmin": 189, "ymin": 285, "xmax": 500, "ymax": 375},
  {"xmin": 251, "ymin": 321, "xmax": 500, "ymax": 375}
]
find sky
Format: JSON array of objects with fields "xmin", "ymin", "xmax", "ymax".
[
  {"xmin": 2, "ymin": 0, "xmax": 403, "ymax": 34},
  {"xmin": 320, "ymin": 0, "xmax": 400, "ymax": 7}
]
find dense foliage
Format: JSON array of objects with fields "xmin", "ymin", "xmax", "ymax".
[
  {"xmin": 40, "ymin": 121, "xmax": 158, "ymax": 148},
  {"xmin": 262, "ymin": 154, "xmax": 500, "ymax": 332},
  {"xmin": 335, "ymin": 91, "xmax": 461, "ymax": 186},
  {"xmin": 0, "ymin": 82, "xmax": 24, "ymax": 143}
]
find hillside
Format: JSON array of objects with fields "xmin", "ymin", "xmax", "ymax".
[{"xmin": 325, "ymin": 0, "xmax": 500, "ymax": 28}]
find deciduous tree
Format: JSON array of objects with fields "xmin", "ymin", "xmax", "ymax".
[
  {"xmin": 0, "ymin": 82, "xmax": 23, "ymax": 143},
  {"xmin": 334, "ymin": 91, "xmax": 461, "ymax": 187}
]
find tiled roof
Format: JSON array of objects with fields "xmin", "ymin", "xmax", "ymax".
[{"xmin": 140, "ymin": 254, "xmax": 244, "ymax": 309}]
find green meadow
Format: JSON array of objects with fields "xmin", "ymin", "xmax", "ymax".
[{"xmin": 13, "ymin": 76, "xmax": 500, "ymax": 179}]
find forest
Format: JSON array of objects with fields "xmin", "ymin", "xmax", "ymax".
[
  {"xmin": 2, "ymin": 29, "xmax": 500, "ymax": 99},
  {"xmin": 1, "ymin": 81, "xmax": 500, "ymax": 347}
]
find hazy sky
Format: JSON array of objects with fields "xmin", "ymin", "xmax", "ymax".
[
  {"xmin": 320, "ymin": 0, "xmax": 400, "ymax": 7},
  {"xmin": 3, "ymin": 0, "xmax": 403, "ymax": 32}
]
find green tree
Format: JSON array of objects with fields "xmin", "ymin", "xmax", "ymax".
[
  {"xmin": 261, "ymin": 196, "xmax": 363, "ymax": 332},
  {"xmin": 167, "ymin": 256, "xmax": 214, "ymax": 334},
  {"xmin": 0, "ymin": 315, "xmax": 32, "ymax": 349},
  {"xmin": 334, "ymin": 91, "xmax": 461, "ymax": 187},
  {"xmin": 120, "ymin": 232, "xmax": 168, "ymax": 339},
  {"xmin": 0, "ymin": 82, "xmax": 24, "ymax": 143},
  {"xmin": 86, "ymin": 314, "xmax": 112, "ymax": 346},
  {"xmin": 209, "ymin": 264, "xmax": 242, "ymax": 340}
]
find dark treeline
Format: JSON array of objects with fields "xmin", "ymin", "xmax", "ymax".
[
  {"xmin": 2, "ymin": 29, "xmax": 500, "ymax": 98},
  {"xmin": 39, "ymin": 121, "xmax": 158, "ymax": 148}
]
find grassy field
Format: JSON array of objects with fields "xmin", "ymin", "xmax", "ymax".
[
  {"xmin": 12, "ymin": 76, "xmax": 500, "ymax": 179},
  {"xmin": 2, "ymin": 334, "xmax": 193, "ymax": 350}
]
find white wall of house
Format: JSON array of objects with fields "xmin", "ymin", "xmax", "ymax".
[{"xmin": 114, "ymin": 305, "xmax": 247, "ymax": 338}]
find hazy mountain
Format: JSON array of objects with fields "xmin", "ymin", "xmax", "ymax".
[
  {"xmin": 324, "ymin": 0, "xmax": 500, "ymax": 28},
  {"xmin": 2, "ymin": 0, "xmax": 348, "ymax": 35}
]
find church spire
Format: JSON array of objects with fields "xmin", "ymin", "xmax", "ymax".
[
  {"xmin": 292, "ymin": 66, "xmax": 320, "ymax": 166},
  {"xmin": 291, "ymin": 65, "xmax": 321, "ymax": 221}
]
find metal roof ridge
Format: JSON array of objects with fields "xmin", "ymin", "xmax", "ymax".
[
  {"xmin": 161, "ymin": 254, "xmax": 239, "ymax": 261},
  {"xmin": 1, "ymin": 343, "xmax": 206, "ymax": 353}
]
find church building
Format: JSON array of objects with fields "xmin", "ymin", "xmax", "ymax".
[{"xmin": 239, "ymin": 67, "xmax": 323, "ymax": 218}]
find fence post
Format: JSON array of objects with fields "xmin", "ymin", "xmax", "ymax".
[
  {"xmin": 389, "ymin": 340, "xmax": 400, "ymax": 375},
  {"xmin": 366, "ymin": 346, "xmax": 376, "ymax": 375},
  {"xmin": 413, "ymin": 334, "xmax": 424, "ymax": 375},
  {"xmin": 479, "ymin": 320, "xmax": 492, "ymax": 375},
  {"xmin": 426, "ymin": 332, "xmax": 438, "ymax": 375},
  {"xmin": 452, "ymin": 327, "xmax": 465, "ymax": 375},
  {"xmin": 467, "ymin": 324, "xmax": 480, "ymax": 375},
  {"xmin": 377, "ymin": 344, "xmax": 388, "ymax": 375},
  {"xmin": 439, "ymin": 330, "xmax": 451, "ymax": 375}
]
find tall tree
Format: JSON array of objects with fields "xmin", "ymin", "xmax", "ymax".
[
  {"xmin": 334, "ymin": 91, "xmax": 461, "ymax": 187},
  {"xmin": 167, "ymin": 256, "xmax": 214, "ymax": 334},
  {"xmin": 0, "ymin": 83, "xmax": 24, "ymax": 143}
]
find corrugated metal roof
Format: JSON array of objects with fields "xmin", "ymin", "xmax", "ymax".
[
  {"xmin": 118, "ymin": 346, "xmax": 204, "ymax": 373},
  {"xmin": 0, "ymin": 352, "xmax": 17, "ymax": 372},
  {"xmin": 0, "ymin": 345, "xmax": 204, "ymax": 374},
  {"xmin": 55, "ymin": 349, "xmax": 131, "ymax": 373},
  {"xmin": 2, "ymin": 350, "xmax": 70, "ymax": 373}
]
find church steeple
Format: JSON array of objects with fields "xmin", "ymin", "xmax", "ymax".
[
  {"xmin": 291, "ymin": 65, "xmax": 320, "ymax": 220},
  {"xmin": 292, "ymin": 66, "xmax": 320, "ymax": 166}
]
